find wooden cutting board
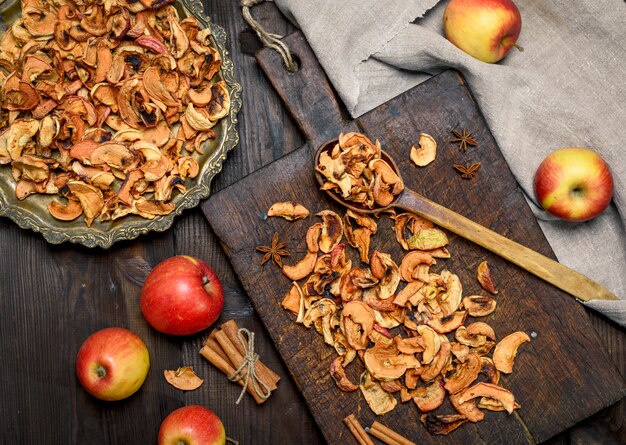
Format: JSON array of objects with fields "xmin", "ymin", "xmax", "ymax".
[{"xmin": 202, "ymin": 32, "xmax": 626, "ymax": 444}]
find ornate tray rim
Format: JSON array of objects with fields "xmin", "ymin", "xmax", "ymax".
[{"xmin": 0, "ymin": 0, "xmax": 242, "ymax": 249}]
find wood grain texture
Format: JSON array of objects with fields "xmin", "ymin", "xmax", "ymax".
[{"xmin": 202, "ymin": 31, "xmax": 626, "ymax": 445}]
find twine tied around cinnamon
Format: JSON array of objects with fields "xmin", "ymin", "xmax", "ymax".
[
  {"xmin": 240, "ymin": 0, "xmax": 298, "ymax": 72},
  {"xmin": 227, "ymin": 328, "xmax": 272, "ymax": 404}
]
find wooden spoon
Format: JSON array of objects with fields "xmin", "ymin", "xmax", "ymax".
[{"xmin": 315, "ymin": 139, "xmax": 618, "ymax": 302}]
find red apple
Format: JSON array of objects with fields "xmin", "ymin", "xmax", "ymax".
[
  {"xmin": 443, "ymin": 0, "xmax": 522, "ymax": 63},
  {"xmin": 76, "ymin": 327, "xmax": 150, "ymax": 401},
  {"xmin": 158, "ymin": 405, "xmax": 226, "ymax": 445},
  {"xmin": 534, "ymin": 147, "xmax": 614, "ymax": 221},
  {"xmin": 141, "ymin": 255, "xmax": 224, "ymax": 336}
]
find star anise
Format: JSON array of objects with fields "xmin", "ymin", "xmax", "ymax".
[
  {"xmin": 256, "ymin": 232, "xmax": 290, "ymax": 268},
  {"xmin": 451, "ymin": 128, "xmax": 478, "ymax": 152},
  {"xmin": 453, "ymin": 162, "xmax": 481, "ymax": 179}
]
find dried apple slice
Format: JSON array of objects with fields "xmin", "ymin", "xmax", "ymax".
[
  {"xmin": 89, "ymin": 142, "xmax": 137, "ymax": 171},
  {"xmin": 164, "ymin": 366, "xmax": 204, "ymax": 391},
  {"xmin": 420, "ymin": 340, "xmax": 451, "ymax": 382},
  {"xmin": 438, "ymin": 272, "xmax": 463, "ymax": 316},
  {"xmin": 476, "ymin": 261, "xmax": 498, "ymax": 294},
  {"xmin": 466, "ymin": 322, "xmax": 496, "ymax": 341},
  {"xmin": 11, "ymin": 156, "xmax": 52, "ymax": 183},
  {"xmin": 370, "ymin": 158, "xmax": 403, "ymax": 207},
  {"xmin": 267, "ymin": 201, "xmax": 310, "ymax": 220},
  {"xmin": 343, "ymin": 209, "xmax": 377, "ymax": 263},
  {"xmin": 306, "ymin": 223, "xmax": 322, "ymax": 253},
  {"xmin": 48, "ymin": 198, "xmax": 83, "ymax": 221},
  {"xmin": 339, "ymin": 267, "xmax": 377, "ymax": 303},
  {"xmin": 207, "ymin": 81, "xmax": 231, "ymax": 121},
  {"xmin": 281, "ymin": 282, "xmax": 302, "ymax": 315},
  {"xmin": 317, "ymin": 210, "xmax": 343, "ymax": 253},
  {"xmin": 420, "ymin": 413, "xmax": 467, "ymax": 436},
  {"xmin": 462, "ymin": 296, "xmax": 497, "ymax": 317},
  {"xmin": 133, "ymin": 199, "xmax": 175, "ymax": 218},
  {"xmin": 405, "ymin": 368, "xmax": 421, "ymax": 390},
  {"xmin": 413, "ymin": 377, "xmax": 445, "ymax": 412},
  {"xmin": 393, "ymin": 212, "xmax": 434, "ymax": 250},
  {"xmin": 341, "ymin": 301, "xmax": 375, "ymax": 350},
  {"xmin": 359, "ymin": 371, "xmax": 397, "ymax": 416},
  {"xmin": 450, "ymin": 342, "xmax": 470, "ymax": 362},
  {"xmin": 15, "ymin": 179, "xmax": 46, "ymax": 200},
  {"xmin": 427, "ymin": 310, "xmax": 467, "ymax": 334},
  {"xmin": 416, "ymin": 325, "xmax": 441, "ymax": 365},
  {"xmin": 449, "ymin": 391, "xmax": 484, "ymax": 423},
  {"xmin": 6, "ymin": 119, "xmax": 39, "ymax": 159},
  {"xmin": 493, "ymin": 331, "xmax": 530, "ymax": 374},
  {"xmin": 478, "ymin": 397, "xmax": 521, "ymax": 412},
  {"xmin": 393, "ymin": 281, "xmax": 424, "ymax": 307},
  {"xmin": 479, "ymin": 357, "xmax": 500, "ymax": 385},
  {"xmin": 399, "ymin": 251, "xmax": 435, "ymax": 282},
  {"xmin": 410, "ymin": 133, "xmax": 437, "ymax": 167},
  {"xmin": 407, "ymin": 227, "xmax": 448, "ymax": 251},
  {"xmin": 187, "ymin": 85, "xmax": 213, "ymax": 107},
  {"xmin": 455, "ymin": 326, "xmax": 486, "ymax": 348},
  {"xmin": 457, "ymin": 382, "xmax": 517, "ymax": 414},
  {"xmin": 444, "ymin": 353, "xmax": 481, "ymax": 395},
  {"xmin": 329, "ymin": 356, "xmax": 358, "ymax": 392},
  {"xmin": 67, "ymin": 180, "xmax": 104, "ymax": 227},
  {"xmin": 363, "ymin": 342, "xmax": 420, "ymax": 381},
  {"xmin": 369, "ymin": 250, "xmax": 400, "ymax": 300},
  {"xmin": 395, "ymin": 335, "xmax": 425, "ymax": 355},
  {"xmin": 282, "ymin": 250, "xmax": 316, "ymax": 281}
]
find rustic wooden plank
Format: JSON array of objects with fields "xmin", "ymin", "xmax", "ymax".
[
  {"xmin": 256, "ymin": 32, "xmax": 353, "ymax": 147},
  {"xmin": 207, "ymin": 1, "xmax": 305, "ymax": 194},
  {"xmin": 203, "ymin": 58, "xmax": 626, "ymax": 444},
  {"xmin": 355, "ymin": 70, "xmax": 626, "ymax": 442},
  {"xmin": 177, "ymin": 4, "xmax": 323, "ymax": 444},
  {"xmin": 0, "ymin": 220, "xmax": 182, "ymax": 444}
]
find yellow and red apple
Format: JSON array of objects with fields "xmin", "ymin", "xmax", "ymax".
[
  {"xmin": 158, "ymin": 405, "xmax": 226, "ymax": 445},
  {"xmin": 443, "ymin": 0, "xmax": 522, "ymax": 63},
  {"xmin": 141, "ymin": 255, "xmax": 224, "ymax": 336},
  {"xmin": 75, "ymin": 327, "xmax": 150, "ymax": 401},
  {"xmin": 533, "ymin": 147, "xmax": 614, "ymax": 222}
]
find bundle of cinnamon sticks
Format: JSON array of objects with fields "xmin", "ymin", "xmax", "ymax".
[{"xmin": 200, "ymin": 319, "xmax": 280, "ymax": 404}]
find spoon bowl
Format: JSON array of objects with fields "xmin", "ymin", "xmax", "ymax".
[
  {"xmin": 313, "ymin": 137, "xmax": 618, "ymax": 302},
  {"xmin": 314, "ymin": 138, "xmax": 404, "ymax": 214}
]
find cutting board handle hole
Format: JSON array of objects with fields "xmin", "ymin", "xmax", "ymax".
[{"xmin": 286, "ymin": 52, "xmax": 301, "ymax": 74}]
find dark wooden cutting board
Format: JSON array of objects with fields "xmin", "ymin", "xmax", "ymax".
[{"xmin": 201, "ymin": 32, "xmax": 626, "ymax": 444}]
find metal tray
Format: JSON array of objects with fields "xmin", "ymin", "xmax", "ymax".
[{"xmin": 0, "ymin": 0, "xmax": 242, "ymax": 248}]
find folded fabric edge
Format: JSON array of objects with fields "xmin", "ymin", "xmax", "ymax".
[
  {"xmin": 583, "ymin": 299, "xmax": 626, "ymax": 328},
  {"xmin": 347, "ymin": 1, "xmax": 442, "ymax": 116}
]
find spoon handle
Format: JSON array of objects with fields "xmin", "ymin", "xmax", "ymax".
[{"xmin": 395, "ymin": 189, "xmax": 618, "ymax": 301}]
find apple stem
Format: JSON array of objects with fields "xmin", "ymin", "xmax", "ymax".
[
  {"xmin": 512, "ymin": 42, "xmax": 524, "ymax": 52},
  {"xmin": 226, "ymin": 437, "xmax": 239, "ymax": 445},
  {"xmin": 202, "ymin": 276, "xmax": 210, "ymax": 285}
]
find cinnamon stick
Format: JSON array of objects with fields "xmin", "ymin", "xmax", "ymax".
[
  {"xmin": 204, "ymin": 329, "xmax": 230, "ymax": 363},
  {"xmin": 343, "ymin": 414, "xmax": 375, "ymax": 445},
  {"xmin": 221, "ymin": 320, "xmax": 281, "ymax": 386},
  {"xmin": 214, "ymin": 330, "xmax": 278, "ymax": 392},
  {"xmin": 199, "ymin": 344, "xmax": 266, "ymax": 404},
  {"xmin": 369, "ymin": 421, "xmax": 416, "ymax": 445}
]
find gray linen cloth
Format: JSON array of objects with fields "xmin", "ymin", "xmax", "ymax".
[{"xmin": 273, "ymin": 0, "xmax": 626, "ymax": 327}]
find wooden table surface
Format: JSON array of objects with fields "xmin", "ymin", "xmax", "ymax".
[{"xmin": 0, "ymin": 1, "xmax": 623, "ymax": 444}]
